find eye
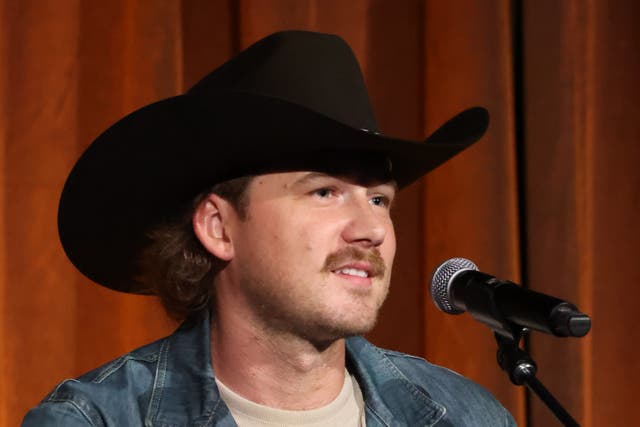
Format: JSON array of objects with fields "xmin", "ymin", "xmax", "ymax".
[
  {"xmin": 312, "ymin": 187, "xmax": 335, "ymax": 198},
  {"xmin": 370, "ymin": 195, "xmax": 390, "ymax": 208}
]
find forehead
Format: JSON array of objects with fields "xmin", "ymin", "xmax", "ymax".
[{"xmin": 250, "ymin": 170, "xmax": 397, "ymax": 191}]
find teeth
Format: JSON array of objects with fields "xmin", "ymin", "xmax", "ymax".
[{"xmin": 335, "ymin": 268, "xmax": 368, "ymax": 278}]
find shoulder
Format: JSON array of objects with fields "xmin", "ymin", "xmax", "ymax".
[
  {"xmin": 380, "ymin": 347, "xmax": 515, "ymax": 426},
  {"xmin": 380, "ymin": 347, "xmax": 485, "ymax": 394},
  {"xmin": 22, "ymin": 337, "xmax": 167, "ymax": 427},
  {"xmin": 347, "ymin": 337, "xmax": 516, "ymax": 427}
]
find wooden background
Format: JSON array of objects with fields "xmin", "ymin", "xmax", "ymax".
[{"xmin": 1, "ymin": 1, "xmax": 638, "ymax": 425}]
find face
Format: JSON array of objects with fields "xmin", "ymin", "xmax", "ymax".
[{"xmin": 221, "ymin": 171, "xmax": 397, "ymax": 345}]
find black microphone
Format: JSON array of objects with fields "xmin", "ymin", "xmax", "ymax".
[{"xmin": 430, "ymin": 258, "xmax": 591, "ymax": 338}]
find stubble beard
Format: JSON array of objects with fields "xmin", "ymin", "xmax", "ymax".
[{"xmin": 239, "ymin": 248, "xmax": 391, "ymax": 348}]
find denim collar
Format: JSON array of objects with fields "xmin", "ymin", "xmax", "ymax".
[
  {"xmin": 345, "ymin": 338, "xmax": 446, "ymax": 426},
  {"xmin": 149, "ymin": 312, "xmax": 445, "ymax": 426}
]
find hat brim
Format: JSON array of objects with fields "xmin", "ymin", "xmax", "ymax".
[{"xmin": 58, "ymin": 91, "xmax": 488, "ymax": 293}]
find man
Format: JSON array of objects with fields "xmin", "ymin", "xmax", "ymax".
[{"xmin": 24, "ymin": 31, "xmax": 515, "ymax": 426}]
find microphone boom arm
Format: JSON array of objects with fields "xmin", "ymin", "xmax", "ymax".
[{"xmin": 495, "ymin": 329, "xmax": 581, "ymax": 427}]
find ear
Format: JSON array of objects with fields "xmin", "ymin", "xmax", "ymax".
[{"xmin": 192, "ymin": 193, "xmax": 236, "ymax": 261}]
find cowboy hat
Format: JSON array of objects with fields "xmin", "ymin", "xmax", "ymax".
[{"xmin": 58, "ymin": 30, "xmax": 489, "ymax": 293}]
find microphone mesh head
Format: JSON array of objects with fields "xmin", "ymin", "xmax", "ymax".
[{"xmin": 430, "ymin": 257, "xmax": 479, "ymax": 314}]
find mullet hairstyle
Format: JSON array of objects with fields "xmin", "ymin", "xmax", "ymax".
[{"xmin": 138, "ymin": 175, "xmax": 253, "ymax": 322}]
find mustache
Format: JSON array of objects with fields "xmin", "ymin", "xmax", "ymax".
[{"xmin": 322, "ymin": 246, "xmax": 386, "ymax": 278}]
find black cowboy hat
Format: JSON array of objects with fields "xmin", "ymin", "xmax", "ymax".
[{"xmin": 58, "ymin": 30, "xmax": 489, "ymax": 293}]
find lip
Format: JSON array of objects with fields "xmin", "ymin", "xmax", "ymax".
[{"xmin": 331, "ymin": 262, "xmax": 374, "ymax": 287}]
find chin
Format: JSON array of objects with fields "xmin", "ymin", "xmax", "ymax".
[{"xmin": 313, "ymin": 314, "xmax": 380, "ymax": 342}]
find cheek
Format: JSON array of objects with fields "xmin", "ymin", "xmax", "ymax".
[
  {"xmin": 283, "ymin": 218, "xmax": 342, "ymax": 268},
  {"xmin": 383, "ymin": 222, "xmax": 397, "ymax": 261},
  {"xmin": 246, "ymin": 207, "xmax": 311, "ymax": 254}
]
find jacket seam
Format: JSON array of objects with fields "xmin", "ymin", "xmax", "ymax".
[
  {"xmin": 92, "ymin": 353, "xmax": 159, "ymax": 384},
  {"xmin": 198, "ymin": 394, "xmax": 220, "ymax": 426},
  {"xmin": 382, "ymin": 349, "xmax": 465, "ymax": 381},
  {"xmin": 380, "ymin": 348, "xmax": 427, "ymax": 362},
  {"xmin": 48, "ymin": 378, "xmax": 80, "ymax": 398},
  {"xmin": 44, "ymin": 399, "xmax": 100, "ymax": 427},
  {"xmin": 365, "ymin": 402, "xmax": 389, "ymax": 427},
  {"xmin": 372, "ymin": 345, "xmax": 446, "ymax": 425},
  {"xmin": 145, "ymin": 338, "xmax": 170, "ymax": 426}
]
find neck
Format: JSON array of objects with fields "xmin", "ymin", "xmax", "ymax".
[{"xmin": 210, "ymin": 302, "xmax": 347, "ymax": 410}]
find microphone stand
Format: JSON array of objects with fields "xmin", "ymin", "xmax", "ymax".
[{"xmin": 494, "ymin": 330, "xmax": 580, "ymax": 427}]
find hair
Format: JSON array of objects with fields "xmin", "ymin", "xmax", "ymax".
[{"xmin": 138, "ymin": 175, "xmax": 253, "ymax": 322}]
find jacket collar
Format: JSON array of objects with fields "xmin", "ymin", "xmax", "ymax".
[
  {"xmin": 149, "ymin": 312, "xmax": 445, "ymax": 426},
  {"xmin": 148, "ymin": 312, "xmax": 232, "ymax": 426},
  {"xmin": 346, "ymin": 337, "xmax": 446, "ymax": 426}
]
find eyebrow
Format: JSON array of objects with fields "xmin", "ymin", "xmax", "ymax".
[
  {"xmin": 291, "ymin": 172, "xmax": 397, "ymax": 191},
  {"xmin": 291, "ymin": 172, "xmax": 332, "ymax": 187}
]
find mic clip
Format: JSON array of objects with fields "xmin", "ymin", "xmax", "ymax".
[{"xmin": 493, "ymin": 329, "xmax": 581, "ymax": 427}]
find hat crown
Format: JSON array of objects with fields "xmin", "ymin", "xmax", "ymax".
[{"xmin": 188, "ymin": 30, "xmax": 378, "ymax": 131}]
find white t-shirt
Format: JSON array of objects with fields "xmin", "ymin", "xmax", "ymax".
[{"xmin": 215, "ymin": 370, "xmax": 366, "ymax": 427}]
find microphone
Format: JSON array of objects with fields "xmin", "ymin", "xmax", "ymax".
[{"xmin": 430, "ymin": 258, "xmax": 591, "ymax": 338}]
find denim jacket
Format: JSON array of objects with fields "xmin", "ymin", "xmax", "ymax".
[{"xmin": 23, "ymin": 313, "xmax": 516, "ymax": 426}]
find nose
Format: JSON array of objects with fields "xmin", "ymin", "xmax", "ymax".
[{"xmin": 341, "ymin": 198, "xmax": 390, "ymax": 249}]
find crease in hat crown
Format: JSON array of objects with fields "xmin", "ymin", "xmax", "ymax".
[{"xmin": 187, "ymin": 30, "xmax": 378, "ymax": 132}]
